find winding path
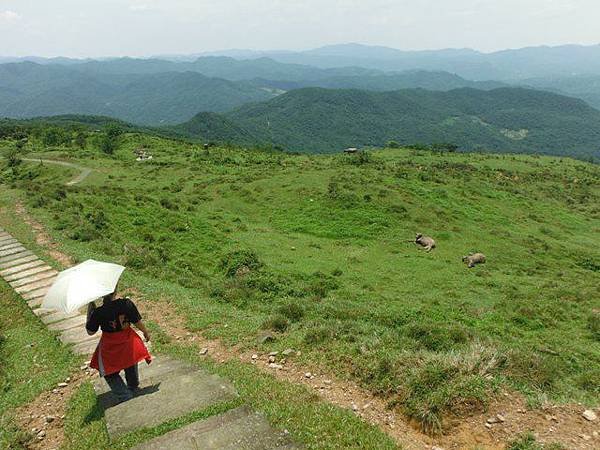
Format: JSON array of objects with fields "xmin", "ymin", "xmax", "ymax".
[{"xmin": 22, "ymin": 158, "xmax": 92, "ymax": 186}]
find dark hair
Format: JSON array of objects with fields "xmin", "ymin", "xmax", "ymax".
[{"xmin": 102, "ymin": 292, "xmax": 116, "ymax": 303}]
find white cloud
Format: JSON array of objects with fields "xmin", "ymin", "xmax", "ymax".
[{"xmin": 0, "ymin": 10, "xmax": 21, "ymax": 21}]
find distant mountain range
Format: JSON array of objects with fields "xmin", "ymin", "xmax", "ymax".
[
  {"xmin": 2, "ymin": 43, "xmax": 600, "ymax": 159},
  {"xmin": 0, "ymin": 62, "xmax": 277, "ymax": 124},
  {"xmin": 189, "ymin": 43, "xmax": 600, "ymax": 81},
  {"xmin": 0, "ymin": 59, "xmax": 510, "ymax": 125},
  {"xmin": 170, "ymin": 87, "xmax": 600, "ymax": 159}
]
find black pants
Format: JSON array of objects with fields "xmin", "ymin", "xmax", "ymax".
[{"xmin": 104, "ymin": 364, "xmax": 139, "ymax": 402}]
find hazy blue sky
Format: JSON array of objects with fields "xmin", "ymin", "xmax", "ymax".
[{"xmin": 1, "ymin": 0, "xmax": 599, "ymax": 57}]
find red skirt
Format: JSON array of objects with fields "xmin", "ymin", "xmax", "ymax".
[{"xmin": 90, "ymin": 327, "xmax": 151, "ymax": 376}]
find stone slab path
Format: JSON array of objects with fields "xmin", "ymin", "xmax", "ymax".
[{"xmin": 0, "ymin": 226, "xmax": 301, "ymax": 449}]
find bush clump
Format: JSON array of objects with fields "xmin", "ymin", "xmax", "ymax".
[
  {"xmin": 262, "ymin": 314, "xmax": 289, "ymax": 332},
  {"xmin": 277, "ymin": 302, "xmax": 305, "ymax": 322},
  {"xmin": 219, "ymin": 249, "xmax": 263, "ymax": 278}
]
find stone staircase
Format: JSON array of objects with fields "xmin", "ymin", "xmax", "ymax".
[{"xmin": 0, "ymin": 226, "xmax": 301, "ymax": 449}]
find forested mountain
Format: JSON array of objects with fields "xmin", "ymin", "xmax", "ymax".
[
  {"xmin": 517, "ymin": 74, "xmax": 600, "ymax": 110},
  {"xmin": 0, "ymin": 62, "xmax": 276, "ymax": 125},
  {"xmin": 250, "ymin": 71, "xmax": 505, "ymax": 92},
  {"xmin": 171, "ymin": 87, "xmax": 600, "ymax": 159}
]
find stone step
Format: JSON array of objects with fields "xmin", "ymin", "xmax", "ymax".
[
  {"xmin": 72, "ymin": 339, "xmax": 100, "ymax": 355},
  {"xmin": 0, "ymin": 238, "xmax": 18, "ymax": 247},
  {"xmin": 0, "ymin": 253, "xmax": 38, "ymax": 270},
  {"xmin": 59, "ymin": 326, "xmax": 98, "ymax": 345},
  {"xmin": 93, "ymin": 356, "xmax": 195, "ymax": 398},
  {"xmin": 0, "ymin": 242, "xmax": 22, "ymax": 252},
  {"xmin": 4, "ymin": 265, "xmax": 54, "ymax": 282},
  {"xmin": 132, "ymin": 406, "xmax": 300, "ymax": 450},
  {"xmin": 0, "ymin": 250, "xmax": 33, "ymax": 268},
  {"xmin": 41, "ymin": 310, "xmax": 81, "ymax": 324},
  {"xmin": 23, "ymin": 286, "xmax": 50, "ymax": 301},
  {"xmin": 33, "ymin": 307, "xmax": 55, "ymax": 317},
  {"xmin": 10, "ymin": 270, "xmax": 57, "ymax": 289},
  {"xmin": 27, "ymin": 296, "xmax": 47, "ymax": 309},
  {"xmin": 0, "ymin": 246, "xmax": 27, "ymax": 258},
  {"xmin": 47, "ymin": 315, "xmax": 87, "ymax": 331},
  {"xmin": 0, "ymin": 259, "xmax": 45, "ymax": 277},
  {"xmin": 15, "ymin": 276, "xmax": 56, "ymax": 294},
  {"xmin": 101, "ymin": 369, "xmax": 237, "ymax": 439}
]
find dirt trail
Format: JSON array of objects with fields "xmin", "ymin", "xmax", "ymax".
[
  {"xmin": 11, "ymin": 203, "xmax": 600, "ymax": 450},
  {"xmin": 22, "ymin": 158, "xmax": 92, "ymax": 186}
]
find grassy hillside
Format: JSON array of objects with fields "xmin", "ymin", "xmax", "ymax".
[
  {"xmin": 171, "ymin": 87, "xmax": 600, "ymax": 159},
  {"xmin": 0, "ymin": 62, "xmax": 276, "ymax": 125},
  {"xmin": 1, "ymin": 133, "xmax": 598, "ymax": 433}
]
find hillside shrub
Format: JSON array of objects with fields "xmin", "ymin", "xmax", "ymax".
[
  {"xmin": 159, "ymin": 197, "xmax": 178, "ymax": 210},
  {"xmin": 588, "ymin": 312, "xmax": 600, "ymax": 341},
  {"xmin": 406, "ymin": 322, "xmax": 471, "ymax": 351},
  {"xmin": 219, "ymin": 249, "xmax": 263, "ymax": 277},
  {"xmin": 263, "ymin": 315, "xmax": 289, "ymax": 332},
  {"xmin": 277, "ymin": 303, "xmax": 304, "ymax": 322},
  {"xmin": 6, "ymin": 148, "xmax": 21, "ymax": 167},
  {"xmin": 304, "ymin": 327, "xmax": 332, "ymax": 345}
]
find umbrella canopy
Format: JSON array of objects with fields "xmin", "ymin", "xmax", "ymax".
[{"xmin": 42, "ymin": 259, "xmax": 125, "ymax": 313}]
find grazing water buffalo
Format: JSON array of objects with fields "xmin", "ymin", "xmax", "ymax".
[
  {"xmin": 415, "ymin": 233, "xmax": 436, "ymax": 252},
  {"xmin": 463, "ymin": 253, "xmax": 486, "ymax": 268}
]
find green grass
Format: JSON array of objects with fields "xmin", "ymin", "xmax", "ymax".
[
  {"xmin": 506, "ymin": 432, "xmax": 565, "ymax": 450},
  {"xmin": 1, "ymin": 134, "xmax": 599, "ymax": 434},
  {"xmin": 0, "ymin": 282, "xmax": 78, "ymax": 449}
]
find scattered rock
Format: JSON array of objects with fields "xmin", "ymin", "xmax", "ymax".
[
  {"xmin": 199, "ymin": 347, "xmax": 208, "ymax": 355},
  {"xmin": 282, "ymin": 348, "xmax": 294, "ymax": 356},
  {"xmin": 485, "ymin": 423, "xmax": 492, "ymax": 429},
  {"xmin": 582, "ymin": 410, "xmax": 597, "ymax": 421},
  {"xmin": 268, "ymin": 351, "xmax": 279, "ymax": 357},
  {"xmin": 323, "ymin": 379, "xmax": 332, "ymax": 385},
  {"xmin": 52, "ymin": 389, "xmax": 59, "ymax": 394},
  {"xmin": 80, "ymin": 364, "xmax": 88, "ymax": 370},
  {"xmin": 57, "ymin": 382, "xmax": 68, "ymax": 388},
  {"xmin": 268, "ymin": 363, "xmax": 283, "ymax": 370},
  {"xmin": 45, "ymin": 416, "xmax": 55, "ymax": 424},
  {"xmin": 580, "ymin": 434, "xmax": 591, "ymax": 441},
  {"xmin": 432, "ymin": 447, "xmax": 445, "ymax": 450},
  {"xmin": 304, "ymin": 372, "xmax": 312, "ymax": 379},
  {"xmin": 251, "ymin": 354, "xmax": 258, "ymax": 360},
  {"xmin": 37, "ymin": 430, "xmax": 46, "ymax": 440},
  {"xmin": 351, "ymin": 403, "xmax": 358, "ymax": 411},
  {"xmin": 268, "ymin": 355, "xmax": 276, "ymax": 363},
  {"xmin": 496, "ymin": 413, "xmax": 506, "ymax": 423}
]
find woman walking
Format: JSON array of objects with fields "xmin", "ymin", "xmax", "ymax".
[{"xmin": 86, "ymin": 291, "xmax": 152, "ymax": 403}]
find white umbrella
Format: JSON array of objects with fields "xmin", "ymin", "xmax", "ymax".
[{"xmin": 42, "ymin": 259, "xmax": 125, "ymax": 313}]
